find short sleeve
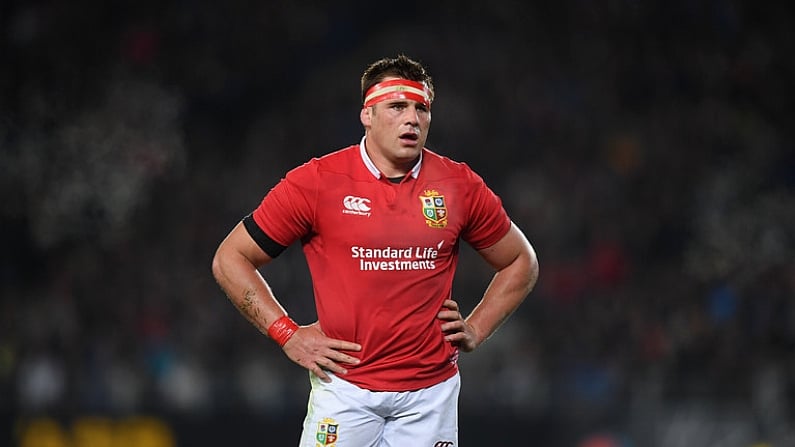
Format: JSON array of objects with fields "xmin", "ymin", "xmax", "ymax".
[
  {"xmin": 461, "ymin": 168, "xmax": 511, "ymax": 250},
  {"xmin": 251, "ymin": 161, "xmax": 318, "ymax": 247}
]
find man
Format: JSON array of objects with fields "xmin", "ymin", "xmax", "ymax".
[{"xmin": 212, "ymin": 54, "xmax": 539, "ymax": 446}]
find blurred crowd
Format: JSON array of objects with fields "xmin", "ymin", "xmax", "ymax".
[{"xmin": 1, "ymin": 1, "xmax": 794, "ymax": 445}]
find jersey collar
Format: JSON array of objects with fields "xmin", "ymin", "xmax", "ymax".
[{"xmin": 359, "ymin": 136, "xmax": 422, "ymax": 180}]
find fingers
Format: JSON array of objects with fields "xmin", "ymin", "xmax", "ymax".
[
  {"xmin": 304, "ymin": 324, "xmax": 362, "ymax": 352},
  {"xmin": 438, "ymin": 298, "xmax": 466, "ymax": 333},
  {"xmin": 317, "ymin": 357, "xmax": 348, "ymax": 375},
  {"xmin": 437, "ymin": 299, "xmax": 478, "ymax": 352},
  {"xmin": 441, "ymin": 317, "xmax": 478, "ymax": 352},
  {"xmin": 325, "ymin": 348, "xmax": 361, "ymax": 367},
  {"xmin": 441, "ymin": 299, "xmax": 459, "ymax": 311},
  {"xmin": 312, "ymin": 365, "xmax": 332, "ymax": 383},
  {"xmin": 328, "ymin": 339, "xmax": 362, "ymax": 352},
  {"xmin": 440, "ymin": 320, "xmax": 465, "ymax": 333},
  {"xmin": 437, "ymin": 310, "xmax": 461, "ymax": 322},
  {"xmin": 307, "ymin": 349, "xmax": 361, "ymax": 383},
  {"xmin": 444, "ymin": 331, "xmax": 468, "ymax": 343},
  {"xmin": 437, "ymin": 299, "xmax": 463, "ymax": 322},
  {"xmin": 283, "ymin": 327, "xmax": 362, "ymax": 382},
  {"xmin": 322, "ymin": 338, "xmax": 362, "ymax": 367}
]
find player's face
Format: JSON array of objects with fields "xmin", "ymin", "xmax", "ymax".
[{"xmin": 360, "ymin": 88, "xmax": 431, "ymax": 175}]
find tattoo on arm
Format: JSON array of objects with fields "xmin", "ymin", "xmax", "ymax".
[{"xmin": 240, "ymin": 289, "xmax": 260, "ymax": 321}]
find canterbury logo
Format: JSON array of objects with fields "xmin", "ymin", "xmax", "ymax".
[
  {"xmin": 344, "ymin": 195, "xmax": 371, "ymax": 212},
  {"xmin": 434, "ymin": 442, "xmax": 454, "ymax": 447},
  {"xmin": 342, "ymin": 195, "xmax": 372, "ymax": 217}
]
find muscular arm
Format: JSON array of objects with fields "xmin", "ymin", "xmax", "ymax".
[
  {"xmin": 211, "ymin": 222, "xmax": 360, "ymax": 381},
  {"xmin": 439, "ymin": 222, "xmax": 539, "ymax": 351},
  {"xmin": 211, "ymin": 222, "xmax": 286, "ymax": 333}
]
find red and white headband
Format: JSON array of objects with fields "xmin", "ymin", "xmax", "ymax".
[{"xmin": 363, "ymin": 79, "xmax": 432, "ymax": 109}]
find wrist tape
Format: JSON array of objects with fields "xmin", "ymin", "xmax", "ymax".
[{"xmin": 267, "ymin": 315, "xmax": 299, "ymax": 347}]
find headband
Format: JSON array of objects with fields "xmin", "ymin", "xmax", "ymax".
[{"xmin": 363, "ymin": 79, "xmax": 431, "ymax": 108}]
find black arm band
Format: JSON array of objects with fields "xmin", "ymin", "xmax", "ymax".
[{"xmin": 243, "ymin": 214, "xmax": 288, "ymax": 258}]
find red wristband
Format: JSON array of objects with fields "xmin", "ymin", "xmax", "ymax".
[{"xmin": 267, "ymin": 315, "xmax": 299, "ymax": 347}]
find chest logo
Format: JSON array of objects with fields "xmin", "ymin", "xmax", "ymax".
[
  {"xmin": 342, "ymin": 195, "xmax": 372, "ymax": 217},
  {"xmin": 419, "ymin": 190, "xmax": 448, "ymax": 228}
]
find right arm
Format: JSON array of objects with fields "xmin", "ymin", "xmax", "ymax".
[{"xmin": 211, "ymin": 221, "xmax": 361, "ymax": 381}]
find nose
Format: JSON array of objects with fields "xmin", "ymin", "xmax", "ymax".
[{"xmin": 404, "ymin": 104, "xmax": 420, "ymax": 125}]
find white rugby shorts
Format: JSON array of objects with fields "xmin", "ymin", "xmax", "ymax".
[{"xmin": 298, "ymin": 372, "xmax": 460, "ymax": 447}]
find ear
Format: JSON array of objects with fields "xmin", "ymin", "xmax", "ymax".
[{"xmin": 360, "ymin": 107, "xmax": 372, "ymax": 127}]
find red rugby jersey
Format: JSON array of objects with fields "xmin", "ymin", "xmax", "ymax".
[{"xmin": 251, "ymin": 141, "xmax": 511, "ymax": 391}]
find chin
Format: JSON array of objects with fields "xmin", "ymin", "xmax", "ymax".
[{"xmin": 397, "ymin": 146, "xmax": 421, "ymax": 158}]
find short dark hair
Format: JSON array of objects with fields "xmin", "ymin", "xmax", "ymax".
[{"xmin": 360, "ymin": 55, "xmax": 434, "ymax": 104}]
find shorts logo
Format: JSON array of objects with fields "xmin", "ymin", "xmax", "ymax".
[
  {"xmin": 343, "ymin": 195, "xmax": 372, "ymax": 217},
  {"xmin": 316, "ymin": 418, "xmax": 339, "ymax": 446},
  {"xmin": 420, "ymin": 190, "xmax": 448, "ymax": 228},
  {"xmin": 434, "ymin": 442, "xmax": 454, "ymax": 447}
]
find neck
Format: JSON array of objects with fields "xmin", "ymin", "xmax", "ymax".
[
  {"xmin": 364, "ymin": 144, "xmax": 418, "ymax": 178},
  {"xmin": 374, "ymin": 157, "xmax": 416, "ymax": 178}
]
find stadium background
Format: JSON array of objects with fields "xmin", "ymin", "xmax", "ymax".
[{"xmin": 1, "ymin": 1, "xmax": 794, "ymax": 445}]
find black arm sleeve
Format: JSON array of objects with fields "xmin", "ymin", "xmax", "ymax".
[{"xmin": 242, "ymin": 214, "xmax": 288, "ymax": 258}]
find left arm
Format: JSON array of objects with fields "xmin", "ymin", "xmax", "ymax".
[{"xmin": 439, "ymin": 222, "xmax": 539, "ymax": 352}]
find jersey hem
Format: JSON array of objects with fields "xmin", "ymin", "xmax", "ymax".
[{"xmin": 337, "ymin": 365, "xmax": 459, "ymax": 392}]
